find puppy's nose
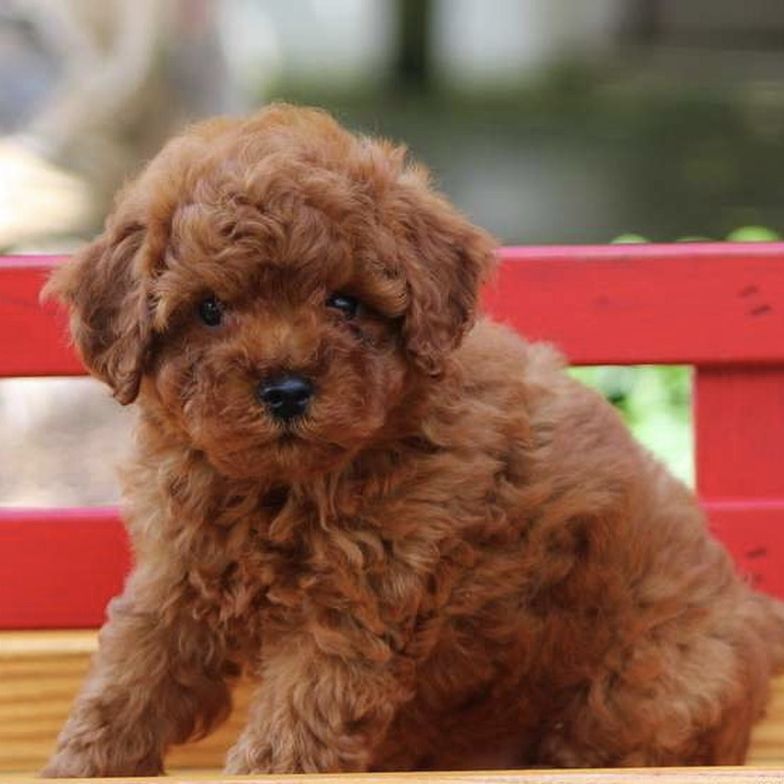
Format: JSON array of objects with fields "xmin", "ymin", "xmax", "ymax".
[{"xmin": 257, "ymin": 375, "xmax": 314, "ymax": 421}]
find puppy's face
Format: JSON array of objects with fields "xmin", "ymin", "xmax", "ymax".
[
  {"xmin": 144, "ymin": 188, "xmax": 412, "ymax": 482},
  {"xmin": 47, "ymin": 106, "xmax": 495, "ymax": 482}
]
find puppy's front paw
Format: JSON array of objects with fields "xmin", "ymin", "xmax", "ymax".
[
  {"xmin": 224, "ymin": 739, "xmax": 275, "ymax": 775},
  {"xmin": 225, "ymin": 733, "xmax": 370, "ymax": 775},
  {"xmin": 41, "ymin": 751, "xmax": 97, "ymax": 779},
  {"xmin": 41, "ymin": 742, "xmax": 162, "ymax": 778}
]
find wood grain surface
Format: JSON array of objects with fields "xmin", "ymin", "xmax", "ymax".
[
  {"xmin": 20, "ymin": 770, "xmax": 784, "ymax": 784},
  {"xmin": 0, "ymin": 631, "xmax": 251, "ymax": 773},
  {"xmin": 2, "ymin": 631, "xmax": 783, "ymax": 776}
]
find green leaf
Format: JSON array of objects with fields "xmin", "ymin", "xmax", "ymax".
[
  {"xmin": 611, "ymin": 233, "xmax": 649, "ymax": 244},
  {"xmin": 726, "ymin": 226, "xmax": 781, "ymax": 242}
]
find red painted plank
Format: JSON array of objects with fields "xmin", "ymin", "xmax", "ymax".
[
  {"xmin": 695, "ymin": 367, "xmax": 784, "ymax": 498},
  {"xmin": 487, "ymin": 244, "xmax": 784, "ymax": 365},
  {"xmin": 0, "ymin": 499, "xmax": 781, "ymax": 630},
  {"xmin": 0, "ymin": 255, "xmax": 83, "ymax": 377},
  {"xmin": 4, "ymin": 245, "xmax": 784, "ymax": 375},
  {"xmin": 0, "ymin": 507, "xmax": 129, "ymax": 629},
  {"xmin": 2, "ymin": 247, "xmax": 784, "ymax": 627},
  {"xmin": 705, "ymin": 500, "xmax": 784, "ymax": 597}
]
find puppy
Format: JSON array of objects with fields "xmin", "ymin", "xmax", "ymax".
[{"xmin": 43, "ymin": 104, "xmax": 784, "ymax": 776}]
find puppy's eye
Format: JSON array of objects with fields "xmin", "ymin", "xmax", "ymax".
[
  {"xmin": 326, "ymin": 293, "xmax": 359, "ymax": 319},
  {"xmin": 198, "ymin": 295, "xmax": 224, "ymax": 327}
]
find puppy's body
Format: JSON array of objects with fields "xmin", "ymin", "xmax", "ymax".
[{"xmin": 44, "ymin": 106, "xmax": 784, "ymax": 776}]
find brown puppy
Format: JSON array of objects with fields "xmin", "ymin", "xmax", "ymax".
[{"xmin": 44, "ymin": 104, "xmax": 784, "ymax": 776}]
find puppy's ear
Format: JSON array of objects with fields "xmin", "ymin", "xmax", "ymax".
[
  {"xmin": 43, "ymin": 219, "xmax": 153, "ymax": 404},
  {"xmin": 396, "ymin": 172, "xmax": 497, "ymax": 376}
]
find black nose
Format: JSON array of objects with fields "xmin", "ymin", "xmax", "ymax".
[{"xmin": 257, "ymin": 375, "xmax": 314, "ymax": 421}]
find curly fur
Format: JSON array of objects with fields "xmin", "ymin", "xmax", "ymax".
[{"xmin": 42, "ymin": 104, "xmax": 784, "ymax": 776}]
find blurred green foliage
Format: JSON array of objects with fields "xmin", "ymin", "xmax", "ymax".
[
  {"xmin": 570, "ymin": 365, "xmax": 694, "ymax": 486},
  {"xmin": 610, "ymin": 226, "xmax": 782, "ymax": 244}
]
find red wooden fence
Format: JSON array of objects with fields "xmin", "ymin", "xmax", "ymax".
[{"xmin": 1, "ymin": 245, "xmax": 783, "ymax": 628}]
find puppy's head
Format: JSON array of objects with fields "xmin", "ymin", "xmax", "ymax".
[{"xmin": 46, "ymin": 105, "xmax": 496, "ymax": 482}]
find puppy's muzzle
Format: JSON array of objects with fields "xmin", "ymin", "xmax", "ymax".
[{"xmin": 257, "ymin": 375, "xmax": 314, "ymax": 421}]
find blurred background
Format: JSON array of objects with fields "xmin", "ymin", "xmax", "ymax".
[{"xmin": 3, "ymin": 0, "xmax": 784, "ymax": 504}]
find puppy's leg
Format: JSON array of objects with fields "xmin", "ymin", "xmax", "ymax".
[
  {"xmin": 42, "ymin": 588, "xmax": 231, "ymax": 777},
  {"xmin": 225, "ymin": 638, "xmax": 405, "ymax": 773},
  {"xmin": 535, "ymin": 634, "xmax": 767, "ymax": 767}
]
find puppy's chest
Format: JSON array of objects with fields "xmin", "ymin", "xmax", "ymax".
[{"xmin": 185, "ymin": 499, "xmax": 414, "ymax": 641}]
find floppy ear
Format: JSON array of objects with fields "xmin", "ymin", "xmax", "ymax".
[
  {"xmin": 43, "ymin": 219, "xmax": 154, "ymax": 404},
  {"xmin": 396, "ymin": 175, "xmax": 497, "ymax": 376}
]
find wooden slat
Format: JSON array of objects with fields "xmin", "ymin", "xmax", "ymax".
[
  {"xmin": 29, "ymin": 774, "xmax": 784, "ymax": 784},
  {"xmin": 695, "ymin": 367, "xmax": 784, "ymax": 498},
  {"xmin": 705, "ymin": 501, "xmax": 784, "ymax": 597},
  {"xmin": 0, "ymin": 256, "xmax": 82, "ymax": 378},
  {"xmin": 4, "ymin": 772, "xmax": 781, "ymax": 784},
  {"xmin": 9, "ymin": 774, "xmax": 784, "ymax": 784},
  {"xmin": 0, "ymin": 631, "xmax": 782, "ymax": 775},
  {"xmin": 10, "ymin": 774, "xmax": 784, "ymax": 784},
  {"xmin": 3, "ymin": 500, "xmax": 782, "ymax": 630},
  {"xmin": 4, "ymin": 245, "xmax": 784, "ymax": 377},
  {"xmin": 0, "ymin": 508, "xmax": 128, "ymax": 629},
  {"xmin": 487, "ymin": 244, "xmax": 784, "ymax": 366},
  {"xmin": 695, "ymin": 366, "xmax": 784, "ymax": 597}
]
